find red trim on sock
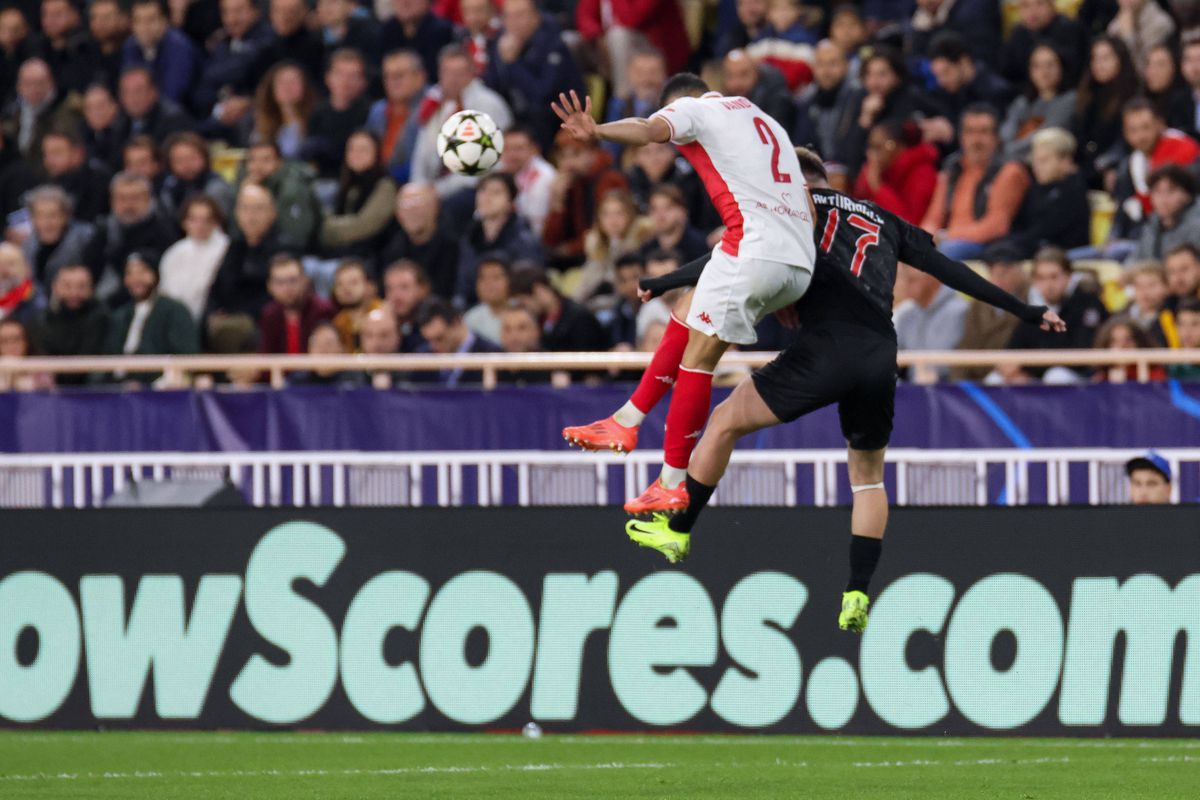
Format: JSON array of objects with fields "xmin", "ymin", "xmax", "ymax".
[
  {"xmin": 663, "ymin": 366, "xmax": 714, "ymax": 469},
  {"xmin": 630, "ymin": 315, "xmax": 690, "ymax": 414}
]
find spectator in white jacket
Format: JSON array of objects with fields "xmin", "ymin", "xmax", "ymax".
[{"xmin": 158, "ymin": 195, "xmax": 230, "ymax": 321}]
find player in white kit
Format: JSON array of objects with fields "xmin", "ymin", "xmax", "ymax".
[{"xmin": 552, "ymin": 75, "xmax": 817, "ymax": 513}]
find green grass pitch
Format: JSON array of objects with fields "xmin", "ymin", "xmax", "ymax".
[{"xmin": 1, "ymin": 731, "xmax": 1196, "ymax": 799}]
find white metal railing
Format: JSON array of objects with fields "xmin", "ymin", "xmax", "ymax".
[
  {"xmin": 0, "ymin": 448, "xmax": 1191, "ymax": 509},
  {"xmin": 0, "ymin": 348, "xmax": 1197, "ymax": 388}
]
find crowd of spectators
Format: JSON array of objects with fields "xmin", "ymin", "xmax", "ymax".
[{"xmin": 0, "ymin": 0, "xmax": 1197, "ymax": 390}]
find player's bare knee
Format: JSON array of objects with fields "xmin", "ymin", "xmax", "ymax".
[{"xmin": 847, "ymin": 447, "xmax": 886, "ymax": 486}]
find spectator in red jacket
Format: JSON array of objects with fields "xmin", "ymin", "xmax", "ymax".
[
  {"xmin": 576, "ymin": 0, "xmax": 689, "ymax": 97},
  {"xmin": 258, "ymin": 253, "xmax": 335, "ymax": 354},
  {"xmin": 852, "ymin": 119, "xmax": 939, "ymax": 225},
  {"xmin": 543, "ymin": 129, "xmax": 628, "ymax": 269},
  {"xmin": 1114, "ymin": 98, "xmax": 1200, "ymax": 222}
]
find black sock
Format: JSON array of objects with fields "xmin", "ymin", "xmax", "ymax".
[
  {"xmin": 669, "ymin": 473, "xmax": 716, "ymax": 532},
  {"xmin": 846, "ymin": 535, "xmax": 883, "ymax": 593}
]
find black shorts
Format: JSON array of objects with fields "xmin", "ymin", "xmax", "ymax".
[{"xmin": 751, "ymin": 321, "xmax": 898, "ymax": 451}]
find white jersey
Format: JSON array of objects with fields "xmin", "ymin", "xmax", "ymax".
[{"xmin": 649, "ymin": 92, "xmax": 816, "ymax": 268}]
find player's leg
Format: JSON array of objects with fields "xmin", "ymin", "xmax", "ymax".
[
  {"xmin": 563, "ymin": 292, "xmax": 694, "ymax": 453},
  {"xmin": 840, "ymin": 446, "xmax": 887, "ymax": 634},
  {"xmin": 625, "ymin": 376, "xmax": 779, "ymax": 563}
]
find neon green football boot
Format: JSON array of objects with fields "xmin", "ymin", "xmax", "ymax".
[
  {"xmin": 839, "ymin": 591, "xmax": 870, "ymax": 633},
  {"xmin": 625, "ymin": 513, "xmax": 691, "ymax": 564}
]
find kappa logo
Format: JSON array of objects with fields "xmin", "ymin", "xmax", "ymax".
[
  {"xmin": 685, "ymin": 430, "xmax": 703, "ymax": 439},
  {"xmin": 698, "ymin": 311, "xmax": 714, "ymax": 326},
  {"xmin": 655, "ymin": 375, "xmax": 675, "ymax": 385}
]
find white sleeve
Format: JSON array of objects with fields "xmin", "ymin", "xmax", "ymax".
[{"xmin": 650, "ymin": 96, "xmax": 702, "ymax": 145}]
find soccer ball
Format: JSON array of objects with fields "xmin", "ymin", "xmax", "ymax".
[{"xmin": 437, "ymin": 109, "xmax": 504, "ymax": 176}]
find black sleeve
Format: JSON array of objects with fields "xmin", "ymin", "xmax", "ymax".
[
  {"xmin": 897, "ymin": 222, "xmax": 1047, "ymax": 324},
  {"xmin": 638, "ymin": 252, "xmax": 710, "ymax": 298}
]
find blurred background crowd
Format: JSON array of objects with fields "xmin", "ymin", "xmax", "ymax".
[{"xmin": 0, "ymin": 0, "xmax": 1198, "ymax": 390}]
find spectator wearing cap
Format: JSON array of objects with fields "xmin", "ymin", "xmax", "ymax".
[
  {"xmin": 381, "ymin": 0, "xmax": 455, "ymax": 82},
  {"xmin": 921, "ymin": 104, "xmax": 1030, "ymax": 261},
  {"xmin": 1113, "ymin": 99, "xmax": 1200, "ymax": 226},
  {"xmin": 415, "ymin": 297, "xmax": 501, "ymax": 386},
  {"xmin": 1165, "ymin": 243, "xmax": 1200, "ymax": 315},
  {"xmin": 41, "ymin": 127, "xmax": 113, "ymax": 222},
  {"xmin": 639, "ymin": 184, "xmax": 708, "ymax": 264},
  {"xmin": 1125, "ymin": 453, "xmax": 1172, "ymax": 505},
  {"xmin": 456, "ymin": 172, "xmax": 542, "ymax": 307},
  {"xmin": 102, "ymin": 250, "xmax": 198, "ymax": 383},
  {"xmin": 21, "ymin": 185, "xmax": 97, "ymax": 288},
  {"xmin": 999, "ymin": 0, "xmax": 1088, "ymax": 88},
  {"xmin": 0, "ymin": 242, "xmax": 45, "ymax": 326},
  {"xmin": 484, "ymin": 0, "xmax": 585, "ymax": 153},
  {"xmin": 998, "ymin": 127, "xmax": 1090, "ymax": 258},
  {"xmin": 380, "ymin": 183, "xmax": 460, "ymax": 302},
  {"xmin": 949, "ymin": 243, "xmax": 1029, "ymax": 381},
  {"xmin": 794, "ymin": 41, "xmax": 864, "ymax": 178},
  {"xmin": 115, "ymin": 66, "xmax": 194, "ymax": 145},
  {"xmin": 1135, "ymin": 166, "xmax": 1200, "ymax": 262},
  {"xmin": 1002, "ymin": 248, "xmax": 1108, "ymax": 384},
  {"xmin": 258, "ymin": 254, "xmax": 335, "ymax": 355},
  {"xmin": 851, "ymin": 119, "xmax": 939, "ymax": 225},
  {"xmin": 543, "ymin": 129, "xmax": 627, "ymax": 270},
  {"xmin": 463, "ymin": 255, "xmax": 511, "ymax": 345},
  {"xmin": 1168, "ymin": 297, "xmax": 1200, "ymax": 380},
  {"xmin": 31, "ymin": 263, "xmax": 109, "ymax": 385},
  {"xmin": 123, "ymin": 0, "xmax": 200, "ymax": 105},
  {"xmin": 722, "ymin": 49, "xmax": 795, "ymax": 132}
]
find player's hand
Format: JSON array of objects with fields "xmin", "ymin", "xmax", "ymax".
[
  {"xmin": 1040, "ymin": 310, "xmax": 1067, "ymax": 333},
  {"xmin": 774, "ymin": 305, "xmax": 800, "ymax": 330},
  {"xmin": 551, "ymin": 90, "xmax": 597, "ymax": 144}
]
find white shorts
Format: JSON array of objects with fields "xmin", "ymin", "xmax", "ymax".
[{"xmin": 685, "ymin": 249, "xmax": 813, "ymax": 345}]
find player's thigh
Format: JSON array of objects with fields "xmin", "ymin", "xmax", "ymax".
[
  {"xmin": 709, "ymin": 376, "xmax": 781, "ymax": 439},
  {"xmin": 670, "ymin": 288, "xmax": 695, "ymax": 319},
  {"xmin": 838, "ymin": 337, "xmax": 898, "ymax": 454},
  {"xmin": 750, "ymin": 326, "xmax": 844, "ymax": 424},
  {"xmin": 756, "ymin": 261, "xmax": 813, "ymax": 318}
]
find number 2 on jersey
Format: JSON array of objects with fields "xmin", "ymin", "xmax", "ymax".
[
  {"xmin": 753, "ymin": 116, "xmax": 792, "ymax": 184},
  {"xmin": 818, "ymin": 209, "xmax": 880, "ymax": 277}
]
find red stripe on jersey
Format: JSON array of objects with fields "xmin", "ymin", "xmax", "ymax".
[
  {"xmin": 819, "ymin": 208, "xmax": 839, "ymax": 252},
  {"xmin": 678, "ymin": 142, "xmax": 744, "ymax": 256}
]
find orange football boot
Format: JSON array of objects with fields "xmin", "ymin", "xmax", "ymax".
[
  {"xmin": 624, "ymin": 478, "xmax": 690, "ymax": 515},
  {"xmin": 563, "ymin": 416, "xmax": 639, "ymax": 454}
]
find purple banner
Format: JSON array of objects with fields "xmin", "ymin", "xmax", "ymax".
[{"xmin": 2, "ymin": 382, "xmax": 1200, "ymax": 453}]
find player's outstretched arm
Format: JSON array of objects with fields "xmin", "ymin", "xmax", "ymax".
[
  {"xmin": 639, "ymin": 254, "xmax": 710, "ymax": 299},
  {"xmin": 551, "ymin": 90, "xmax": 671, "ymax": 147},
  {"xmin": 899, "ymin": 226, "xmax": 1066, "ymax": 333}
]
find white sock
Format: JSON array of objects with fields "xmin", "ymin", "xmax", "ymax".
[
  {"xmin": 659, "ymin": 464, "xmax": 687, "ymax": 487},
  {"xmin": 613, "ymin": 401, "xmax": 646, "ymax": 428}
]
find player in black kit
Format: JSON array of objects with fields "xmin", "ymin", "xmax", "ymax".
[{"xmin": 626, "ymin": 149, "xmax": 1067, "ymax": 633}]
